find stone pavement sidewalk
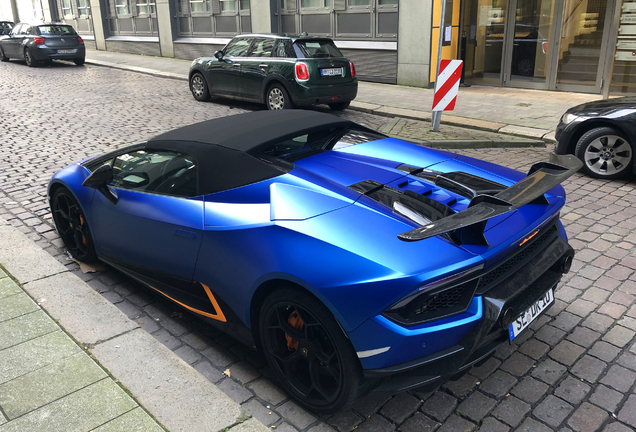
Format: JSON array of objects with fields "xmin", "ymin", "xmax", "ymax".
[
  {"xmin": 0, "ymin": 216, "xmax": 270, "ymax": 432},
  {"xmin": 84, "ymin": 48, "xmax": 601, "ymax": 142},
  {"xmin": 0, "ymin": 266, "xmax": 164, "ymax": 432}
]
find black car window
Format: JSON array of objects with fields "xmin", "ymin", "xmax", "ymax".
[
  {"xmin": 273, "ymin": 40, "xmax": 287, "ymax": 58},
  {"xmin": 109, "ymin": 150, "xmax": 199, "ymax": 198},
  {"xmin": 13, "ymin": 24, "xmax": 25, "ymax": 35},
  {"xmin": 295, "ymin": 40, "xmax": 343, "ymax": 58},
  {"xmin": 253, "ymin": 129, "xmax": 342, "ymax": 162},
  {"xmin": 332, "ymin": 129, "xmax": 386, "ymax": 150},
  {"xmin": 249, "ymin": 38, "xmax": 275, "ymax": 57},
  {"xmin": 0, "ymin": 22, "xmax": 13, "ymax": 30},
  {"xmin": 224, "ymin": 38, "xmax": 251, "ymax": 57},
  {"xmin": 21, "ymin": 26, "xmax": 32, "ymax": 35},
  {"xmin": 38, "ymin": 25, "xmax": 77, "ymax": 35},
  {"xmin": 29, "ymin": 26, "xmax": 38, "ymax": 35},
  {"xmin": 8, "ymin": 24, "xmax": 20, "ymax": 35}
]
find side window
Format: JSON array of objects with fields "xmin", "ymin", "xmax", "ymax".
[
  {"xmin": 21, "ymin": 26, "xmax": 32, "ymax": 35},
  {"xmin": 10, "ymin": 24, "xmax": 22, "ymax": 35},
  {"xmin": 332, "ymin": 129, "xmax": 386, "ymax": 150},
  {"xmin": 109, "ymin": 150, "xmax": 198, "ymax": 198},
  {"xmin": 273, "ymin": 40, "xmax": 288, "ymax": 58},
  {"xmin": 224, "ymin": 38, "xmax": 252, "ymax": 57},
  {"xmin": 249, "ymin": 38, "xmax": 275, "ymax": 57}
]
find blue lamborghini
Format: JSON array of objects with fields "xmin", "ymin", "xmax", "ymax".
[{"xmin": 48, "ymin": 110, "xmax": 580, "ymax": 413}]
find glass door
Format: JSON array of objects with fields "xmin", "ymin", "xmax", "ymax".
[
  {"xmin": 505, "ymin": 0, "xmax": 557, "ymax": 88},
  {"xmin": 553, "ymin": 0, "xmax": 611, "ymax": 92}
]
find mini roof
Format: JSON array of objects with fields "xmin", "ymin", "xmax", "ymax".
[
  {"xmin": 146, "ymin": 111, "xmax": 354, "ymax": 195},
  {"xmin": 148, "ymin": 110, "xmax": 353, "ymax": 153}
]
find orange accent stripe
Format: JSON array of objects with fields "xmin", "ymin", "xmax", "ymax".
[
  {"xmin": 148, "ymin": 283, "xmax": 227, "ymax": 322},
  {"xmin": 519, "ymin": 230, "xmax": 540, "ymax": 247}
]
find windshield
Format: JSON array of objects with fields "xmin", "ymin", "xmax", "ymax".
[
  {"xmin": 38, "ymin": 25, "xmax": 77, "ymax": 35},
  {"xmin": 295, "ymin": 40, "xmax": 343, "ymax": 58}
]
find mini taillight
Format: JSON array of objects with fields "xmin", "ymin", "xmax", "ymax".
[
  {"xmin": 350, "ymin": 61, "xmax": 356, "ymax": 78},
  {"xmin": 34, "ymin": 36, "xmax": 45, "ymax": 44},
  {"xmin": 77, "ymin": 36, "xmax": 84, "ymax": 44},
  {"xmin": 295, "ymin": 62, "xmax": 309, "ymax": 81}
]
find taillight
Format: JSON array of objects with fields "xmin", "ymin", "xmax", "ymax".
[
  {"xmin": 295, "ymin": 62, "xmax": 309, "ymax": 81},
  {"xmin": 350, "ymin": 61, "xmax": 356, "ymax": 78},
  {"xmin": 34, "ymin": 36, "xmax": 45, "ymax": 45},
  {"xmin": 78, "ymin": 36, "xmax": 84, "ymax": 44},
  {"xmin": 542, "ymin": 41, "xmax": 548, "ymax": 54}
]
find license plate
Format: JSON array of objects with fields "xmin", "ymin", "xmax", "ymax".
[
  {"xmin": 57, "ymin": 49, "xmax": 76, "ymax": 54},
  {"xmin": 320, "ymin": 67, "xmax": 343, "ymax": 77},
  {"xmin": 508, "ymin": 288, "xmax": 554, "ymax": 341}
]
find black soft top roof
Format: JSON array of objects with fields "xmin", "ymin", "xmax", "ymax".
[{"xmin": 146, "ymin": 110, "xmax": 353, "ymax": 195}]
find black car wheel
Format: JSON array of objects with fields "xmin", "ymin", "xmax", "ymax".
[
  {"xmin": 516, "ymin": 59, "xmax": 534, "ymax": 77},
  {"xmin": 190, "ymin": 73, "xmax": 210, "ymax": 102},
  {"xmin": 259, "ymin": 287, "xmax": 369, "ymax": 414},
  {"xmin": 0, "ymin": 46, "xmax": 8, "ymax": 62},
  {"xmin": 74, "ymin": 58, "xmax": 85, "ymax": 66},
  {"xmin": 266, "ymin": 84, "xmax": 292, "ymax": 110},
  {"xmin": 328, "ymin": 101, "xmax": 350, "ymax": 111},
  {"xmin": 575, "ymin": 126, "xmax": 633, "ymax": 179},
  {"xmin": 51, "ymin": 188, "xmax": 97, "ymax": 262},
  {"xmin": 24, "ymin": 48, "xmax": 36, "ymax": 67}
]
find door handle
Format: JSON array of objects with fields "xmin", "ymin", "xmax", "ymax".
[
  {"xmin": 259, "ymin": 64, "xmax": 269, "ymax": 68},
  {"xmin": 233, "ymin": 63, "xmax": 241, "ymax": 67},
  {"xmin": 173, "ymin": 228, "xmax": 196, "ymax": 239}
]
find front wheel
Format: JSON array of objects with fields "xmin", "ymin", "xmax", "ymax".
[
  {"xmin": 0, "ymin": 46, "xmax": 8, "ymax": 62},
  {"xmin": 266, "ymin": 84, "xmax": 293, "ymax": 110},
  {"xmin": 259, "ymin": 287, "xmax": 369, "ymax": 414},
  {"xmin": 190, "ymin": 72, "xmax": 210, "ymax": 102},
  {"xmin": 51, "ymin": 188, "xmax": 98, "ymax": 262},
  {"xmin": 24, "ymin": 48, "xmax": 36, "ymax": 67},
  {"xmin": 328, "ymin": 101, "xmax": 350, "ymax": 111},
  {"xmin": 575, "ymin": 126, "xmax": 633, "ymax": 179}
]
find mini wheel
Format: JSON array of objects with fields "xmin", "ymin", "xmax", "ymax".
[
  {"xmin": 51, "ymin": 188, "xmax": 97, "ymax": 262},
  {"xmin": 266, "ymin": 84, "xmax": 293, "ymax": 110},
  {"xmin": 190, "ymin": 72, "xmax": 210, "ymax": 102},
  {"xmin": 328, "ymin": 101, "xmax": 350, "ymax": 111},
  {"xmin": 259, "ymin": 287, "xmax": 369, "ymax": 414},
  {"xmin": 575, "ymin": 126, "xmax": 633, "ymax": 179}
]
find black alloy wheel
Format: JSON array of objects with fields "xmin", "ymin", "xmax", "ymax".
[
  {"xmin": 24, "ymin": 48, "xmax": 35, "ymax": 67},
  {"xmin": 266, "ymin": 83, "xmax": 292, "ymax": 110},
  {"xmin": 328, "ymin": 101, "xmax": 350, "ymax": 111},
  {"xmin": 190, "ymin": 72, "xmax": 211, "ymax": 102},
  {"xmin": 575, "ymin": 126, "xmax": 634, "ymax": 179},
  {"xmin": 51, "ymin": 188, "xmax": 97, "ymax": 262},
  {"xmin": 0, "ymin": 46, "xmax": 8, "ymax": 62},
  {"xmin": 259, "ymin": 288, "xmax": 368, "ymax": 414}
]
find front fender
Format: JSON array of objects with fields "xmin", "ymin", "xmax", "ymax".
[{"xmin": 48, "ymin": 164, "xmax": 96, "ymax": 228}]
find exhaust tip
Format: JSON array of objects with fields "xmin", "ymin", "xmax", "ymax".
[
  {"xmin": 561, "ymin": 253, "xmax": 573, "ymax": 274},
  {"xmin": 501, "ymin": 308, "xmax": 514, "ymax": 328}
]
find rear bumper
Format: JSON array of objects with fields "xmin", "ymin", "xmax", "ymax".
[
  {"xmin": 290, "ymin": 80, "xmax": 358, "ymax": 107},
  {"xmin": 31, "ymin": 45, "xmax": 86, "ymax": 61},
  {"xmin": 351, "ymin": 232, "xmax": 573, "ymax": 394}
]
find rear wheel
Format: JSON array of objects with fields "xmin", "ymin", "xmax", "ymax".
[
  {"xmin": 24, "ymin": 48, "xmax": 36, "ymax": 67},
  {"xmin": 328, "ymin": 101, "xmax": 350, "ymax": 111},
  {"xmin": 575, "ymin": 126, "xmax": 633, "ymax": 179},
  {"xmin": 51, "ymin": 188, "xmax": 97, "ymax": 262},
  {"xmin": 266, "ymin": 83, "xmax": 293, "ymax": 110},
  {"xmin": 190, "ymin": 72, "xmax": 210, "ymax": 102},
  {"xmin": 259, "ymin": 287, "xmax": 369, "ymax": 414},
  {"xmin": 74, "ymin": 58, "xmax": 85, "ymax": 66},
  {"xmin": 0, "ymin": 46, "xmax": 8, "ymax": 62}
]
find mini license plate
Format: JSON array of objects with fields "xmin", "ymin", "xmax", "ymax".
[
  {"xmin": 57, "ymin": 49, "xmax": 76, "ymax": 54},
  {"xmin": 508, "ymin": 288, "xmax": 554, "ymax": 341},
  {"xmin": 320, "ymin": 67, "xmax": 343, "ymax": 77}
]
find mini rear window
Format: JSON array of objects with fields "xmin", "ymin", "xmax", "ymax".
[
  {"xmin": 38, "ymin": 25, "xmax": 77, "ymax": 35},
  {"xmin": 295, "ymin": 40, "xmax": 343, "ymax": 58},
  {"xmin": 0, "ymin": 22, "xmax": 13, "ymax": 30}
]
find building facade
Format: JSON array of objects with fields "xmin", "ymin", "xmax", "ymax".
[{"xmin": 2, "ymin": 0, "xmax": 635, "ymax": 96}]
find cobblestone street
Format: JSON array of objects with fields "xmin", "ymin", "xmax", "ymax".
[{"xmin": 1, "ymin": 60, "xmax": 636, "ymax": 432}]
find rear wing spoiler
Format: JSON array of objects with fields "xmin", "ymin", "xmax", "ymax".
[{"xmin": 398, "ymin": 154, "xmax": 582, "ymax": 243}]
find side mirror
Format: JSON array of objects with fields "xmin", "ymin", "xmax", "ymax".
[
  {"xmin": 82, "ymin": 164, "xmax": 118, "ymax": 204},
  {"xmin": 214, "ymin": 50, "xmax": 223, "ymax": 59}
]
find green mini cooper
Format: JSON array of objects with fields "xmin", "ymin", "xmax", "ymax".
[{"xmin": 189, "ymin": 34, "xmax": 357, "ymax": 111}]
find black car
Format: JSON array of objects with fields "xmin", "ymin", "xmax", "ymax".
[
  {"xmin": 0, "ymin": 21, "xmax": 13, "ymax": 36},
  {"xmin": 0, "ymin": 22, "xmax": 85, "ymax": 66},
  {"xmin": 189, "ymin": 34, "xmax": 357, "ymax": 110},
  {"xmin": 555, "ymin": 98, "xmax": 636, "ymax": 179}
]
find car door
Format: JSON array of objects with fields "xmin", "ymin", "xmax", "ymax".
[
  {"xmin": 240, "ymin": 38, "xmax": 276, "ymax": 101},
  {"xmin": 90, "ymin": 149, "xmax": 204, "ymax": 285},
  {"xmin": 2, "ymin": 24, "xmax": 22, "ymax": 56},
  {"xmin": 204, "ymin": 37, "xmax": 252, "ymax": 97}
]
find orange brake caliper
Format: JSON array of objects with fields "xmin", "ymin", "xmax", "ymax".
[
  {"xmin": 285, "ymin": 310, "xmax": 305, "ymax": 351},
  {"xmin": 79, "ymin": 214, "xmax": 87, "ymax": 246}
]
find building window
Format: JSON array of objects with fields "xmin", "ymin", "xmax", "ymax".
[
  {"xmin": 115, "ymin": 0, "xmax": 129, "ymax": 15},
  {"xmin": 137, "ymin": 0, "xmax": 156, "ymax": 14},
  {"xmin": 349, "ymin": 0, "xmax": 370, "ymax": 5},
  {"xmin": 301, "ymin": 0, "xmax": 331, "ymax": 8},
  {"xmin": 378, "ymin": 0, "xmax": 397, "ymax": 4},
  {"xmin": 221, "ymin": 0, "xmax": 236, "ymax": 11},
  {"xmin": 77, "ymin": 0, "xmax": 89, "ymax": 16},
  {"xmin": 240, "ymin": 0, "xmax": 249, "ymax": 10},
  {"xmin": 62, "ymin": 0, "xmax": 72, "ymax": 16},
  {"xmin": 189, "ymin": 0, "xmax": 208, "ymax": 12}
]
